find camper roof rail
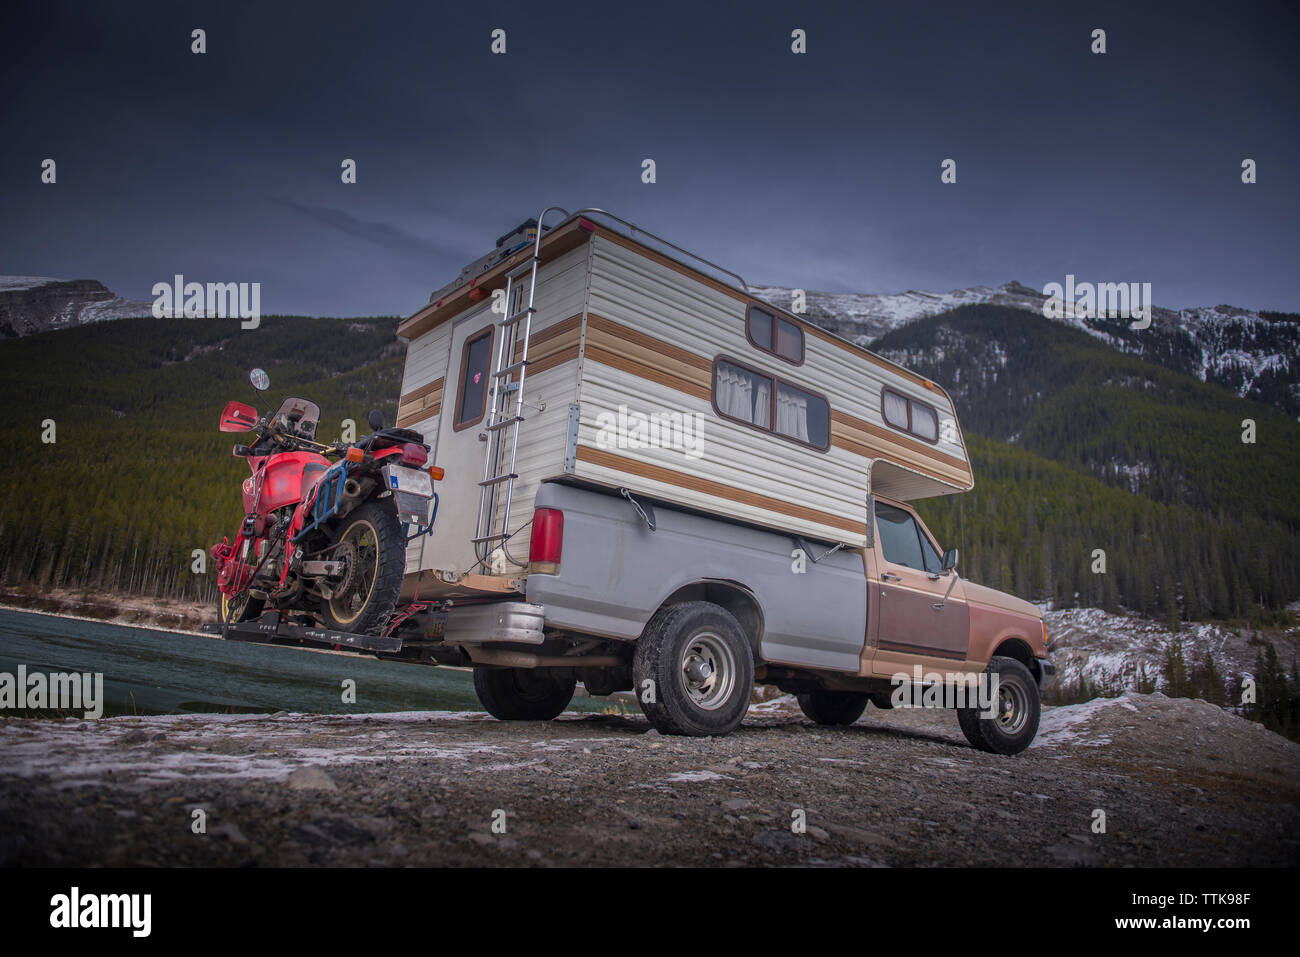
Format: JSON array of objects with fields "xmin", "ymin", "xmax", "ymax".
[{"xmin": 535, "ymin": 206, "xmax": 750, "ymax": 293}]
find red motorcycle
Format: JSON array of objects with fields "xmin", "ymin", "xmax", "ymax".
[{"xmin": 211, "ymin": 369, "xmax": 440, "ymax": 636}]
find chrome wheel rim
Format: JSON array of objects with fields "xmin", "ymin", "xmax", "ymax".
[
  {"xmin": 680, "ymin": 632, "xmax": 736, "ymax": 711},
  {"xmin": 996, "ymin": 680, "xmax": 1028, "ymax": 735}
]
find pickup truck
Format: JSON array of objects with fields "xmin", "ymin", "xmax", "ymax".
[{"xmin": 440, "ymin": 481, "xmax": 1055, "ymax": 755}]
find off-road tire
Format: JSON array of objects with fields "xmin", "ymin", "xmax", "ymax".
[
  {"xmin": 797, "ymin": 691, "xmax": 870, "ymax": 726},
  {"xmin": 219, "ymin": 590, "xmax": 264, "ymax": 624},
  {"xmin": 320, "ymin": 501, "xmax": 405, "ymax": 636},
  {"xmin": 957, "ymin": 656, "xmax": 1041, "ymax": 755},
  {"xmin": 633, "ymin": 601, "xmax": 754, "ymax": 737},
  {"xmin": 473, "ymin": 667, "xmax": 576, "ymax": 721}
]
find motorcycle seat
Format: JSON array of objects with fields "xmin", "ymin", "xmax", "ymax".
[{"xmin": 356, "ymin": 427, "xmax": 425, "ymax": 451}]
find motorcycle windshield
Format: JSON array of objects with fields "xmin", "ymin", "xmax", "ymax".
[{"xmin": 273, "ymin": 397, "xmax": 321, "ymax": 439}]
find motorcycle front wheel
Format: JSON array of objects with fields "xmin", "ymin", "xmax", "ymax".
[
  {"xmin": 219, "ymin": 590, "xmax": 264, "ymax": 624},
  {"xmin": 320, "ymin": 501, "xmax": 405, "ymax": 636}
]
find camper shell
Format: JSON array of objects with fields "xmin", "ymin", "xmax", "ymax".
[
  {"xmin": 386, "ymin": 207, "xmax": 1049, "ymax": 751},
  {"xmin": 396, "ymin": 208, "xmax": 973, "ymax": 594}
]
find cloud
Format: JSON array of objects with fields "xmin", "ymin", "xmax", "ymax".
[{"xmin": 270, "ymin": 198, "xmax": 470, "ymax": 263}]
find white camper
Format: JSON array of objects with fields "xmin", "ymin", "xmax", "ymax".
[{"xmin": 395, "ymin": 207, "xmax": 973, "ymax": 597}]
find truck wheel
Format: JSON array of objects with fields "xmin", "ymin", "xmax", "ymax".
[
  {"xmin": 957, "ymin": 656, "xmax": 1040, "ymax": 755},
  {"xmin": 633, "ymin": 601, "xmax": 754, "ymax": 737},
  {"xmin": 797, "ymin": 691, "xmax": 869, "ymax": 726},
  {"xmin": 473, "ymin": 667, "xmax": 576, "ymax": 721}
]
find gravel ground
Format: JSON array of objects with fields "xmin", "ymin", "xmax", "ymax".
[{"xmin": 1, "ymin": 692, "xmax": 1296, "ymax": 867}]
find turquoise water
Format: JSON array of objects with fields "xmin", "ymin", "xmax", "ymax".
[{"xmin": 0, "ymin": 608, "xmax": 608, "ymax": 717}]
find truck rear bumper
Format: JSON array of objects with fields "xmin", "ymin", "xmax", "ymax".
[{"xmin": 444, "ymin": 601, "xmax": 546, "ymax": 645}]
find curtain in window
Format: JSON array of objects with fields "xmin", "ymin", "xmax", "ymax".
[
  {"xmin": 775, "ymin": 385, "xmax": 809, "ymax": 441},
  {"xmin": 911, "ymin": 403, "xmax": 938, "ymax": 441},
  {"xmin": 717, "ymin": 363, "xmax": 770, "ymax": 428},
  {"xmin": 883, "ymin": 390, "xmax": 909, "ymax": 429},
  {"xmin": 753, "ymin": 378, "xmax": 770, "ymax": 428},
  {"xmin": 717, "ymin": 364, "xmax": 750, "ymax": 420}
]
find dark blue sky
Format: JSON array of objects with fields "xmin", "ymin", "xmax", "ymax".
[{"xmin": 2, "ymin": 0, "xmax": 1297, "ymax": 316}]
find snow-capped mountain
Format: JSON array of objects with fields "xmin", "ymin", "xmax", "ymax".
[
  {"xmin": 0, "ymin": 277, "xmax": 152, "ymax": 337},
  {"xmin": 751, "ymin": 281, "xmax": 1050, "ymax": 341},
  {"xmin": 1043, "ymin": 604, "xmax": 1298, "ymax": 701},
  {"xmin": 754, "ymin": 281, "xmax": 1300, "ymax": 416}
]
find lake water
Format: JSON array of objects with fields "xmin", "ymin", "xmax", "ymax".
[{"xmin": 0, "ymin": 608, "xmax": 611, "ymax": 717}]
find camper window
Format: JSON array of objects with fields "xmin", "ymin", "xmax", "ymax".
[
  {"xmin": 746, "ymin": 304, "xmax": 804, "ymax": 364},
  {"xmin": 747, "ymin": 309, "xmax": 772, "ymax": 350},
  {"xmin": 883, "ymin": 390, "xmax": 909, "ymax": 430},
  {"xmin": 713, "ymin": 358, "xmax": 830, "ymax": 451},
  {"xmin": 715, "ymin": 360, "xmax": 771, "ymax": 429},
  {"xmin": 453, "ymin": 327, "xmax": 494, "ymax": 431},
  {"xmin": 912, "ymin": 403, "xmax": 938, "ymax": 442},
  {"xmin": 881, "ymin": 387, "xmax": 940, "ymax": 445},
  {"xmin": 776, "ymin": 381, "xmax": 829, "ymax": 447}
]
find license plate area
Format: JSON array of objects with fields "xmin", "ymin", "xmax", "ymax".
[{"xmin": 385, "ymin": 464, "xmax": 432, "ymax": 497}]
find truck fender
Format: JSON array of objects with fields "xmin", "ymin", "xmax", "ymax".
[{"xmin": 648, "ymin": 579, "xmax": 764, "ymax": 655}]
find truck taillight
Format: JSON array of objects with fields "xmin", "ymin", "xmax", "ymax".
[
  {"xmin": 399, "ymin": 442, "xmax": 428, "ymax": 467},
  {"xmin": 528, "ymin": 508, "xmax": 564, "ymax": 572}
]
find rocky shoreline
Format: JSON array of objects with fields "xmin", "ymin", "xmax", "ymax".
[{"xmin": 0, "ymin": 587, "xmax": 210, "ymax": 636}]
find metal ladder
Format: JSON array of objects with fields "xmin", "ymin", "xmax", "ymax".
[{"xmin": 472, "ymin": 247, "xmax": 541, "ymax": 566}]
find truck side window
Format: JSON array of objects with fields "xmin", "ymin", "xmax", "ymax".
[
  {"xmin": 919, "ymin": 532, "xmax": 944, "ymax": 573},
  {"xmin": 874, "ymin": 503, "xmax": 924, "ymax": 570}
]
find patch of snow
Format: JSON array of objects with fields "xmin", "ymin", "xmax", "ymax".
[
  {"xmin": 1032, "ymin": 694, "xmax": 1140, "ymax": 749},
  {"xmin": 0, "ymin": 276, "xmax": 64, "ymax": 291},
  {"xmin": 749, "ymin": 693, "xmax": 797, "ymax": 713},
  {"xmin": 664, "ymin": 770, "xmax": 729, "ymax": 782}
]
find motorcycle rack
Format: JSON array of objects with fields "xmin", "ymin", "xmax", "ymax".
[{"xmin": 202, "ymin": 609, "xmax": 431, "ymax": 654}]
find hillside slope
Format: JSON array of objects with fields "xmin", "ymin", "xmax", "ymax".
[
  {"xmin": 0, "ymin": 306, "xmax": 1294, "ymax": 627},
  {"xmin": 880, "ymin": 307, "xmax": 1300, "ymax": 620}
]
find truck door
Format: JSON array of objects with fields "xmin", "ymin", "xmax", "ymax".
[{"xmin": 871, "ymin": 500, "xmax": 970, "ymax": 662}]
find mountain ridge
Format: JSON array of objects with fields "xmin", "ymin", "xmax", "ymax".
[
  {"xmin": 754, "ymin": 281, "xmax": 1300, "ymax": 417},
  {"xmin": 0, "ymin": 276, "xmax": 152, "ymax": 337}
]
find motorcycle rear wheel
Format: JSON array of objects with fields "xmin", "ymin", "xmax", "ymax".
[{"xmin": 320, "ymin": 501, "xmax": 405, "ymax": 636}]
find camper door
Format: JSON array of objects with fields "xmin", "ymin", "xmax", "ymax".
[{"xmin": 429, "ymin": 301, "xmax": 499, "ymax": 572}]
